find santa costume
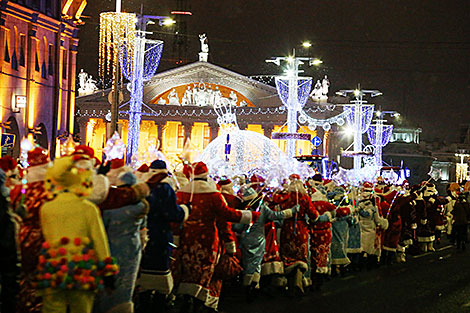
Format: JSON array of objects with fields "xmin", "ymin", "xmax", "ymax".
[
  {"xmin": 176, "ymin": 162, "xmax": 258, "ymax": 312},
  {"xmin": 278, "ymin": 174, "xmax": 319, "ymax": 295},
  {"xmin": 10, "ymin": 147, "xmax": 51, "ymax": 313}
]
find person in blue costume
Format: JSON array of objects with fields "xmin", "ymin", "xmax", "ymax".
[
  {"xmin": 328, "ymin": 186, "xmax": 355, "ymax": 277},
  {"xmin": 233, "ymin": 186, "xmax": 298, "ymax": 301},
  {"xmin": 137, "ymin": 160, "xmax": 190, "ymax": 313},
  {"xmin": 94, "ymin": 171, "xmax": 149, "ymax": 313}
]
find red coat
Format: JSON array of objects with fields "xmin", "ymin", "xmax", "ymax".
[
  {"xmin": 310, "ymin": 201, "xmax": 336, "ymax": 274},
  {"xmin": 176, "ymin": 178, "xmax": 257, "ymax": 302},
  {"xmin": 279, "ymin": 192, "xmax": 319, "ymax": 274}
]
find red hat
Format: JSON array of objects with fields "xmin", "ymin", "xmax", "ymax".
[
  {"xmin": 362, "ymin": 182, "xmax": 374, "ymax": 190},
  {"xmin": 250, "ymin": 174, "xmax": 265, "ymax": 183},
  {"xmin": 73, "ymin": 145, "xmax": 95, "ymax": 158},
  {"xmin": 0, "ymin": 156, "xmax": 17, "ymax": 172},
  {"xmin": 137, "ymin": 164, "xmax": 149, "ymax": 173},
  {"xmin": 94, "ymin": 157, "xmax": 102, "ymax": 167},
  {"xmin": 289, "ymin": 174, "xmax": 301, "ymax": 180},
  {"xmin": 28, "ymin": 147, "xmax": 49, "ymax": 167},
  {"xmin": 183, "ymin": 163, "xmax": 193, "ymax": 179},
  {"xmin": 110, "ymin": 158, "xmax": 125, "ymax": 169},
  {"xmin": 193, "ymin": 161, "xmax": 208, "ymax": 178},
  {"xmin": 218, "ymin": 178, "xmax": 232, "ymax": 186}
]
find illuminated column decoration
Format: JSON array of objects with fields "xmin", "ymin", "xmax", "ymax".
[
  {"xmin": 121, "ymin": 32, "xmax": 163, "ymax": 163},
  {"xmin": 337, "ymin": 87, "xmax": 382, "ymax": 170},
  {"xmin": 268, "ymin": 53, "xmax": 314, "ymax": 159},
  {"xmin": 367, "ymin": 119, "xmax": 393, "ymax": 166}
]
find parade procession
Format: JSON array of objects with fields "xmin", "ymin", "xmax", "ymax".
[{"xmin": 0, "ymin": 0, "xmax": 469, "ymax": 313}]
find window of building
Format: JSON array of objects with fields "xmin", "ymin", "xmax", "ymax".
[
  {"xmin": 203, "ymin": 125, "xmax": 211, "ymax": 148},
  {"xmin": 177, "ymin": 124, "xmax": 185, "ymax": 149},
  {"xmin": 48, "ymin": 44, "xmax": 54, "ymax": 75},
  {"xmin": 11, "ymin": 27, "xmax": 18, "ymax": 70},
  {"xmin": 62, "ymin": 49, "xmax": 67, "ymax": 80},
  {"xmin": 19, "ymin": 34, "xmax": 25, "ymax": 67},
  {"xmin": 35, "ymin": 41, "xmax": 40, "ymax": 72},
  {"xmin": 3, "ymin": 29, "xmax": 10, "ymax": 63}
]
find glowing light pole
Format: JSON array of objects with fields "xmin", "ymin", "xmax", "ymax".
[
  {"xmin": 267, "ymin": 51, "xmax": 321, "ymax": 159},
  {"xmin": 336, "ymin": 86, "xmax": 382, "ymax": 170}
]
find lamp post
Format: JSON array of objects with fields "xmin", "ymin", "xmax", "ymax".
[
  {"xmin": 267, "ymin": 50, "xmax": 321, "ymax": 159},
  {"xmin": 336, "ymin": 86, "xmax": 382, "ymax": 170}
]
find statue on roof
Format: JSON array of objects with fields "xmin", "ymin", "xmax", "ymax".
[{"xmin": 199, "ymin": 34, "xmax": 209, "ymax": 62}]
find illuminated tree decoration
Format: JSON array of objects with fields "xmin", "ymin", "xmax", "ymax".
[{"xmin": 103, "ymin": 131, "xmax": 126, "ymax": 160}]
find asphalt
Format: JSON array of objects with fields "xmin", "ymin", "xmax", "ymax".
[{"xmin": 219, "ymin": 242, "xmax": 470, "ymax": 313}]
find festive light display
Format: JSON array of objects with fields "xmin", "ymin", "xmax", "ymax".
[
  {"xmin": 103, "ymin": 131, "xmax": 126, "ymax": 160},
  {"xmin": 298, "ymin": 109, "xmax": 347, "ymax": 132},
  {"xmin": 337, "ymin": 87, "xmax": 381, "ymax": 170},
  {"xmin": 60, "ymin": 134, "xmax": 78, "ymax": 156},
  {"xmin": 99, "ymin": 12, "xmax": 136, "ymax": 81},
  {"xmin": 456, "ymin": 152, "xmax": 470, "ymax": 183},
  {"xmin": 124, "ymin": 38, "xmax": 164, "ymax": 163},
  {"xmin": 367, "ymin": 120, "xmax": 394, "ymax": 166}
]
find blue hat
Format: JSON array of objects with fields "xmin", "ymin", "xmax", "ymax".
[{"xmin": 150, "ymin": 160, "xmax": 167, "ymax": 170}]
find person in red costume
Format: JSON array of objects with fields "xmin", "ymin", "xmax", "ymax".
[
  {"xmin": 176, "ymin": 162, "xmax": 259, "ymax": 312},
  {"xmin": 9, "ymin": 147, "xmax": 51, "ymax": 313},
  {"xmin": 278, "ymin": 174, "xmax": 320, "ymax": 296}
]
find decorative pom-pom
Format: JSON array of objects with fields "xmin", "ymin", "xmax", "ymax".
[
  {"xmin": 44, "ymin": 273, "xmax": 52, "ymax": 280},
  {"xmin": 74, "ymin": 238, "xmax": 82, "ymax": 246},
  {"xmin": 83, "ymin": 254, "xmax": 90, "ymax": 262},
  {"xmin": 82, "ymin": 237, "xmax": 91, "ymax": 246},
  {"xmin": 104, "ymin": 257, "xmax": 113, "ymax": 264},
  {"xmin": 49, "ymin": 250, "xmax": 57, "ymax": 258},
  {"xmin": 58, "ymin": 248, "xmax": 67, "ymax": 256},
  {"xmin": 42, "ymin": 242, "xmax": 51, "ymax": 249},
  {"xmin": 60, "ymin": 237, "xmax": 70, "ymax": 245}
]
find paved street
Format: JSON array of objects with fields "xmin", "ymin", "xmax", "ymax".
[{"xmin": 218, "ymin": 243, "xmax": 470, "ymax": 313}]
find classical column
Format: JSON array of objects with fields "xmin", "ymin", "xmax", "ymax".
[
  {"xmin": 77, "ymin": 117, "xmax": 88, "ymax": 145},
  {"xmin": 264, "ymin": 125, "xmax": 274, "ymax": 138},
  {"xmin": 156, "ymin": 123, "xmax": 164, "ymax": 150},
  {"xmin": 209, "ymin": 123, "xmax": 219, "ymax": 141},
  {"xmin": 182, "ymin": 122, "xmax": 192, "ymax": 142}
]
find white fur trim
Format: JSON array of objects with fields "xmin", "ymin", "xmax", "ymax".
[
  {"xmin": 261, "ymin": 261, "xmax": 284, "ymax": 276},
  {"xmin": 220, "ymin": 184, "xmax": 234, "ymax": 195},
  {"xmin": 138, "ymin": 270, "xmax": 174, "ymax": 295},
  {"xmin": 331, "ymin": 257, "xmax": 351, "ymax": 265},
  {"xmin": 324, "ymin": 211, "xmax": 333, "ymax": 222},
  {"xmin": 240, "ymin": 210, "xmax": 252, "ymax": 224},
  {"xmin": 284, "ymin": 261, "xmax": 308, "ymax": 274},
  {"xmin": 179, "ymin": 179, "xmax": 219, "ymax": 194},
  {"xmin": 346, "ymin": 247, "xmax": 362, "ymax": 253},
  {"xmin": 180, "ymin": 204, "xmax": 190, "ymax": 222},
  {"xmin": 139, "ymin": 168, "xmax": 168, "ymax": 183},
  {"xmin": 420, "ymin": 219, "xmax": 427, "ymax": 225},
  {"xmin": 26, "ymin": 163, "xmax": 51, "ymax": 183},
  {"xmin": 383, "ymin": 246, "xmax": 397, "ymax": 252},
  {"xmin": 87, "ymin": 174, "xmax": 110, "ymax": 204},
  {"xmin": 225, "ymin": 241, "xmax": 236, "ymax": 254},
  {"xmin": 315, "ymin": 266, "xmax": 329, "ymax": 274},
  {"xmin": 417, "ymin": 236, "xmax": 435, "ymax": 243},
  {"xmin": 205, "ymin": 293, "xmax": 219, "ymax": 309},
  {"xmin": 243, "ymin": 274, "xmax": 253, "ymax": 286},
  {"xmin": 178, "ymin": 282, "xmax": 210, "ymax": 302},
  {"xmin": 282, "ymin": 209, "xmax": 293, "ymax": 219}
]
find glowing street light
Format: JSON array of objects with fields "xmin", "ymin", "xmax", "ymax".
[
  {"xmin": 302, "ymin": 41, "xmax": 312, "ymax": 48},
  {"xmin": 310, "ymin": 58, "xmax": 323, "ymax": 66},
  {"xmin": 160, "ymin": 18, "xmax": 176, "ymax": 26}
]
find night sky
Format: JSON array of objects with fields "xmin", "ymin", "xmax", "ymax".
[{"xmin": 77, "ymin": 0, "xmax": 470, "ymax": 142}]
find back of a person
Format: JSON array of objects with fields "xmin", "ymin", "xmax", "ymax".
[{"xmin": 453, "ymin": 199, "xmax": 470, "ymax": 226}]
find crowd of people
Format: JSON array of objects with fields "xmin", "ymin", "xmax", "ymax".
[{"xmin": 1, "ymin": 145, "xmax": 470, "ymax": 313}]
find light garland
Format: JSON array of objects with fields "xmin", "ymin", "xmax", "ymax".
[
  {"xmin": 367, "ymin": 121, "xmax": 393, "ymax": 166},
  {"xmin": 298, "ymin": 109, "xmax": 348, "ymax": 131},
  {"xmin": 103, "ymin": 131, "xmax": 126, "ymax": 160},
  {"xmin": 275, "ymin": 77, "xmax": 312, "ymax": 110},
  {"xmin": 343, "ymin": 105, "xmax": 375, "ymax": 134},
  {"xmin": 99, "ymin": 12, "xmax": 136, "ymax": 81}
]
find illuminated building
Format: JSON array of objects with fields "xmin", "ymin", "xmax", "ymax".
[
  {"xmin": 76, "ymin": 61, "xmax": 327, "ymax": 164},
  {"xmin": 0, "ymin": 0, "xmax": 86, "ymax": 157}
]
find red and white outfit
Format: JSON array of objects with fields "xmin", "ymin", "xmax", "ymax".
[{"xmin": 176, "ymin": 162, "xmax": 258, "ymax": 303}]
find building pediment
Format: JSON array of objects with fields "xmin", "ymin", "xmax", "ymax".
[{"xmin": 143, "ymin": 61, "xmax": 279, "ymax": 107}]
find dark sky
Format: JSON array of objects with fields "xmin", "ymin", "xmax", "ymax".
[{"xmin": 77, "ymin": 0, "xmax": 470, "ymax": 142}]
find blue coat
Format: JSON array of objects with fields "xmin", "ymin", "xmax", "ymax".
[
  {"xmin": 95, "ymin": 201, "xmax": 146, "ymax": 312},
  {"xmin": 235, "ymin": 202, "xmax": 290, "ymax": 275},
  {"xmin": 141, "ymin": 182, "xmax": 187, "ymax": 272}
]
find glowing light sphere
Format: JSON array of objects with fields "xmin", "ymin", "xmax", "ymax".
[{"xmin": 199, "ymin": 129, "xmax": 312, "ymax": 179}]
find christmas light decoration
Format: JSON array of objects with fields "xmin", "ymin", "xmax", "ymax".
[
  {"xmin": 99, "ymin": 12, "xmax": 136, "ymax": 81},
  {"xmin": 367, "ymin": 120, "xmax": 393, "ymax": 166},
  {"xmin": 60, "ymin": 134, "xmax": 78, "ymax": 156},
  {"xmin": 337, "ymin": 86, "xmax": 381, "ymax": 170},
  {"xmin": 103, "ymin": 131, "xmax": 126, "ymax": 160}
]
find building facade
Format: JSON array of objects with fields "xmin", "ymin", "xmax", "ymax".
[
  {"xmin": 0, "ymin": 0, "xmax": 86, "ymax": 156},
  {"xmin": 75, "ymin": 61, "xmax": 339, "ymax": 164}
]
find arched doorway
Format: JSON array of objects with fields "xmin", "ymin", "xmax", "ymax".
[
  {"xmin": 35, "ymin": 123, "xmax": 49, "ymax": 150},
  {"xmin": 6, "ymin": 116, "xmax": 20, "ymax": 158}
]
